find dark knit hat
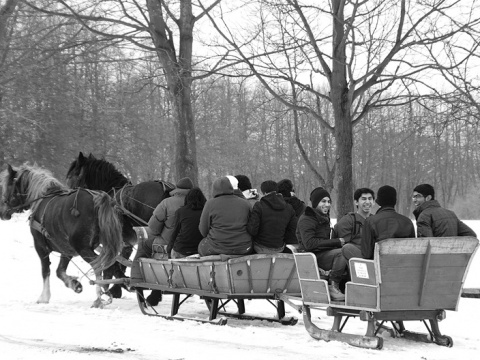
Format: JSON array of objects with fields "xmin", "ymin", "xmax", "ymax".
[
  {"xmin": 376, "ymin": 185, "xmax": 397, "ymax": 207},
  {"xmin": 170, "ymin": 177, "xmax": 194, "ymax": 195},
  {"xmin": 235, "ymin": 175, "xmax": 252, "ymax": 192},
  {"xmin": 310, "ymin": 187, "xmax": 331, "ymax": 209},
  {"xmin": 413, "ymin": 184, "xmax": 435, "ymax": 199}
]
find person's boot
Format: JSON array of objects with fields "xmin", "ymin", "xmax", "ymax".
[
  {"xmin": 328, "ymin": 281, "xmax": 345, "ymax": 301},
  {"xmin": 146, "ymin": 290, "xmax": 163, "ymax": 306}
]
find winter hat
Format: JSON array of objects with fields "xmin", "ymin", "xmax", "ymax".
[
  {"xmin": 310, "ymin": 187, "xmax": 331, "ymax": 209},
  {"xmin": 413, "ymin": 184, "xmax": 435, "ymax": 200},
  {"xmin": 376, "ymin": 185, "xmax": 397, "ymax": 207},
  {"xmin": 235, "ymin": 175, "xmax": 252, "ymax": 192},
  {"xmin": 170, "ymin": 177, "xmax": 194, "ymax": 195},
  {"xmin": 226, "ymin": 175, "xmax": 239, "ymax": 190}
]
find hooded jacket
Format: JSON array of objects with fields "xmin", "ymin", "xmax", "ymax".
[
  {"xmin": 198, "ymin": 177, "xmax": 252, "ymax": 254},
  {"xmin": 284, "ymin": 196, "xmax": 307, "ymax": 219},
  {"xmin": 296, "ymin": 207, "xmax": 342, "ymax": 252},
  {"xmin": 246, "ymin": 192, "xmax": 297, "ymax": 249},
  {"xmin": 148, "ymin": 192, "xmax": 187, "ymax": 246},
  {"xmin": 361, "ymin": 206, "xmax": 415, "ymax": 259},
  {"xmin": 413, "ymin": 200, "xmax": 476, "ymax": 238}
]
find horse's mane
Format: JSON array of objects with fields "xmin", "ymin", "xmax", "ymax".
[
  {"xmin": 17, "ymin": 164, "xmax": 67, "ymax": 212},
  {"xmin": 72, "ymin": 154, "xmax": 130, "ymax": 191}
]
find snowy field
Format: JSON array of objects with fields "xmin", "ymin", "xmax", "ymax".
[{"xmin": 0, "ymin": 213, "xmax": 479, "ymax": 360}]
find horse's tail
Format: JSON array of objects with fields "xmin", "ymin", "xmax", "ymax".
[{"xmin": 90, "ymin": 192, "xmax": 123, "ymax": 272}]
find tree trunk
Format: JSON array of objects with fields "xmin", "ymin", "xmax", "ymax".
[
  {"xmin": 331, "ymin": 0, "xmax": 353, "ymax": 215},
  {"xmin": 146, "ymin": 0, "xmax": 198, "ymax": 184}
]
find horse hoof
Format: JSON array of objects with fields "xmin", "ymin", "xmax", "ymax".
[
  {"xmin": 146, "ymin": 290, "xmax": 162, "ymax": 306},
  {"xmin": 91, "ymin": 298, "xmax": 103, "ymax": 308},
  {"xmin": 73, "ymin": 281, "xmax": 83, "ymax": 293},
  {"xmin": 108, "ymin": 285, "xmax": 122, "ymax": 299}
]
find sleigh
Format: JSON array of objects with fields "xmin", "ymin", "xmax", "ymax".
[
  {"xmin": 129, "ymin": 249, "xmax": 301, "ymax": 325},
  {"xmin": 292, "ymin": 237, "xmax": 479, "ymax": 349}
]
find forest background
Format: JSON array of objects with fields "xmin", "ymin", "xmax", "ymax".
[{"xmin": 1, "ymin": 0, "xmax": 480, "ymax": 219}]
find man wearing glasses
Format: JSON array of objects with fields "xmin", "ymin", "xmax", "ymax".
[{"xmin": 412, "ymin": 184, "xmax": 476, "ymax": 238}]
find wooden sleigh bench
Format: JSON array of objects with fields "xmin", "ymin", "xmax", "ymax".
[
  {"xmin": 293, "ymin": 236, "xmax": 479, "ymax": 349},
  {"xmin": 130, "ymin": 252, "xmax": 301, "ymax": 325}
]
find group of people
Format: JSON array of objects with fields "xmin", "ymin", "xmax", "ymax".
[{"xmin": 132, "ymin": 175, "xmax": 477, "ymax": 304}]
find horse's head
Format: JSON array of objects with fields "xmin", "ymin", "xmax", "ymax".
[
  {"xmin": 0, "ymin": 164, "xmax": 27, "ymax": 220},
  {"xmin": 66, "ymin": 151, "xmax": 90, "ymax": 188},
  {"xmin": 65, "ymin": 151, "xmax": 129, "ymax": 192}
]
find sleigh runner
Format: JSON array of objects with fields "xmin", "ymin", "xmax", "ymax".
[
  {"xmin": 130, "ymin": 251, "xmax": 301, "ymax": 325},
  {"xmin": 293, "ymin": 236, "xmax": 479, "ymax": 349}
]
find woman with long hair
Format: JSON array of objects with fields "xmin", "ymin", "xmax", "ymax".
[{"xmin": 167, "ymin": 187, "xmax": 207, "ymax": 258}]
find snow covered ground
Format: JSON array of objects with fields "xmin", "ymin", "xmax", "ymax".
[{"xmin": 0, "ymin": 213, "xmax": 479, "ymax": 360}]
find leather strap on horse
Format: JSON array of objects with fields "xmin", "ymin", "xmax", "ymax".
[{"xmin": 114, "ymin": 185, "xmax": 149, "ymax": 226}]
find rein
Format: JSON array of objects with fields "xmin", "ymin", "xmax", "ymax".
[{"xmin": 114, "ymin": 184, "xmax": 150, "ymax": 226}]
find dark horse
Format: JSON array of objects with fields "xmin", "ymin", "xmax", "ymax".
[
  {"xmin": 66, "ymin": 152, "xmax": 173, "ymax": 296},
  {"xmin": 0, "ymin": 164, "xmax": 123, "ymax": 308}
]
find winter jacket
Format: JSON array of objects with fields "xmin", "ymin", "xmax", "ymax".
[
  {"xmin": 148, "ymin": 191, "xmax": 188, "ymax": 246},
  {"xmin": 296, "ymin": 207, "xmax": 342, "ymax": 253},
  {"xmin": 247, "ymin": 192, "xmax": 297, "ymax": 249},
  {"xmin": 333, "ymin": 212, "xmax": 369, "ymax": 246},
  {"xmin": 361, "ymin": 207, "xmax": 415, "ymax": 259},
  {"xmin": 413, "ymin": 200, "xmax": 476, "ymax": 238},
  {"xmin": 198, "ymin": 177, "xmax": 252, "ymax": 254},
  {"xmin": 167, "ymin": 205, "xmax": 203, "ymax": 256},
  {"xmin": 284, "ymin": 196, "xmax": 307, "ymax": 219}
]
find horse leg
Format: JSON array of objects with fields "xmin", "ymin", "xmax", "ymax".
[
  {"xmin": 33, "ymin": 235, "xmax": 52, "ymax": 304},
  {"xmin": 107, "ymin": 245, "xmax": 134, "ymax": 298},
  {"xmin": 103, "ymin": 263, "xmax": 122, "ymax": 299},
  {"xmin": 76, "ymin": 248, "xmax": 109, "ymax": 308},
  {"xmin": 56, "ymin": 255, "xmax": 83, "ymax": 293}
]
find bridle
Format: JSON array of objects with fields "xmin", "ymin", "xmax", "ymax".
[{"xmin": 2, "ymin": 173, "xmax": 30, "ymax": 212}]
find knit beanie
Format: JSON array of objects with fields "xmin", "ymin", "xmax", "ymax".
[
  {"xmin": 413, "ymin": 184, "xmax": 435, "ymax": 199},
  {"xmin": 376, "ymin": 185, "xmax": 397, "ymax": 207},
  {"xmin": 235, "ymin": 175, "xmax": 252, "ymax": 192},
  {"xmin": 170, "ymin": 177, "xmax": 194, "ymax": 195},
  {"xmin": 310, "ymin": 187, "xmax": 331, "ymax": 209}
]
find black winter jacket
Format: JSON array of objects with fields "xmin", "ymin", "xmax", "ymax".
[
  {"xmin": 247, "ymin": 192, "xmax": 297, "ymax": 248},
  {"xmin": 361, "ymin": 207, "xmax": 415, "ymax": 259},
  {"xmin": 167, "ymin": 205, "xmax": 203, "ymax": 256},
  {"xmin": 296, "ymin": 207, "xmax": 342, "ymax": 253}
]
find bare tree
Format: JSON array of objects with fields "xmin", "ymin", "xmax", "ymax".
[
  {"xmin": 22, "ymin": 0, "xmax": 224, "ymax": 183},
  {"xmin": 205, "ymin": 0, "xmax": 480, "ymax": 214}
]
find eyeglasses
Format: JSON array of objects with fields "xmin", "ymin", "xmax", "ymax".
[{"xmin": 412, "ymin": 194, "xmax": 424, "ymax": 199}]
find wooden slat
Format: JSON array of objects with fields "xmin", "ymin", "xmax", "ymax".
[
  {"xmin": 418, "ymin": 240, "xmax": 432, "ymax": 306},
  {"xmin": 349, "ymin": 258, "xmax": 377, "ymax": 285},
  {"xmin": 345, "ymin": 283, "xmax": 377, "ymax": 309},
  {"xmin": 380, "ymin": 281, "xmax": 463, "ymax": 296},
  {"xmin": 293, "ymin": 253, "xmax": 320, "ymax": 280},
  {"xmin": 299, "ymin": 279, "xmax": 329, "ymax": 304},
  {"xmin": 380, "ymin": 266, "xmax": 466, "ymax": 283},
  {"xmin": 377, "ymin": 237, "xmax": 478, "ymax": 255},
  {"xmin": 379, "ymin": 253, "xmax": 471, "ymax": 268},
  {"xmin": 380, "ymin": 293, "xmax": 459, "ymax": 311}
]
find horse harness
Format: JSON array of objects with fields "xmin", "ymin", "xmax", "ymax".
[
  {"xmin": 29, "ymin": 188, "xmax": 102, "ymax": 247},
  {"xmin": 113, "ymin": 180, "xmax": 175, "ymax": 226}
]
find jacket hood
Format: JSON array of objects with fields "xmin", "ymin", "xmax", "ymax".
[
  {"xmin": 212, "ymin": 177, "xmax": 234, "ymax": 197},
  {"xmin": 285, "ymin": 196, "xmax": 305, "ymax": 211},
  {"xmin": 413, "ymin": 199, "xmax": 441, "ymax": 219},
  {"xmin": 261, "ymin": 192, "xmax": 286, "ymax": 210}
]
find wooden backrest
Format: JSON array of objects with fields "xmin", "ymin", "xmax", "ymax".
[
  {"xmin": 293, "ymin": 253, "xmax": 330, "ymax": 304},
  {"xmin": 375, "ymin": 237, "xmax": 479, "ymax": 311}
]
